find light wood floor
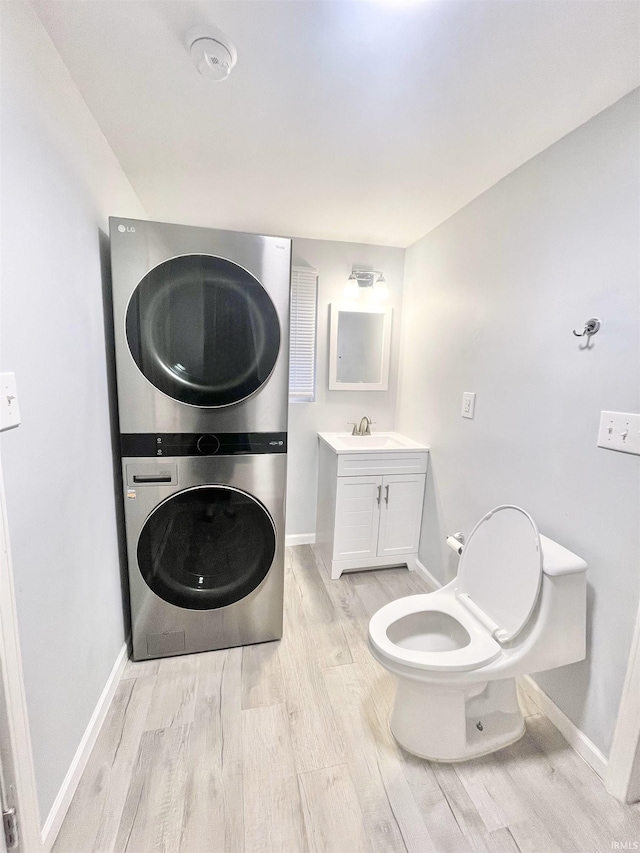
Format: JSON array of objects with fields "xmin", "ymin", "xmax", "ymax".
[{"xmin": 53, "ymin": 546, "xmax": 640, "ymax": 853}]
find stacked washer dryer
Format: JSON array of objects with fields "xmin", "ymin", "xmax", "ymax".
[{"xmin": 109, "ymin": 218, "xmax": 291, "ymax": 660}]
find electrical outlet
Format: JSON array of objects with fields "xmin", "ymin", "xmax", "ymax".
[
  {"xmin": 0, "ymin": 372, "xmax": 21, "ymax": 431},
  {"xmin": 597, "ymin": 411, "xmax": 640, "ymax": 456},
  {"xmin": 462, "ymin": 392, "xmax": 476, "ymax": 419}
]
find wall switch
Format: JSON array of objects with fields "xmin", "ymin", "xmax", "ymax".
[
  {"xmin": 462, "ymin": 392, "xmax": 476, "ymax": 419},
  {"xmin": 597, "ymin": 411, "xmax": 640, "ymax": 456},
  {"xmin": 0, "ymin": 373, "xmax": 21, "ymax": 431}
]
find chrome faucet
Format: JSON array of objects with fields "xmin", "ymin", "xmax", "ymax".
[{"xmin": 348, "ymin": 416, "xmax": 374, "ymax": 436}]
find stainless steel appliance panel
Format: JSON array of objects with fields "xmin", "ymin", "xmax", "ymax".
[
  {"xmin": 123, "ymin": 453, "xmax": 286, "ymax": 659},
  {"xmin": 110, "ymin": 218, "xmax": 291, "ymax": 434}
]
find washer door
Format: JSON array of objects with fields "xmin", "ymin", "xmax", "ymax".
[
  {"xmin": 126, "ymin": 254, "xmax": 281, "ymax": 407},
  {"xmin": 137, "ymin": 486, "xmax": 277, "ymax": 610}
]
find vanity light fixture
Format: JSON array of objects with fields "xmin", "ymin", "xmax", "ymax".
[
  {"xmin": 345, "ymin": 269, "xmax": 388, "ymax": 301},
  {"xmin": 344, "ymin": 272, "xmax": 361, "ymax": 300},
  {"xmin": 373, "ymin": 274, "xmax": 388, "ymax": 301}
]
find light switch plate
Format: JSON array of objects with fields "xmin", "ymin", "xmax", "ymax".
[
  {"xmin": 597, "ymin": 411, "xmax": 640, "ymax": 456},
  {"xmin": 462, "ymin": 392, "xmax": 476, "ymax": 419},
  {"xmin": 0, "ymin": 372, "xmax": 21, "ymax": 431}
]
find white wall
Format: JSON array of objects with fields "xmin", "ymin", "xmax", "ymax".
[
  {"xmin": 0, "ymin": 0, "xmax": 145, "ymax": 823},
  {"xmin": 397, "ymin": 90, "xmax": 640, "ymax": 756},
  {"xmin": 286, "ymin": 238, "xmax": 405, "ymax": 538}
]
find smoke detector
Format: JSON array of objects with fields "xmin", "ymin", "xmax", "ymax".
[{"xmin": 187, "ymin": 27, "xmax": 237, "ymax": 81}]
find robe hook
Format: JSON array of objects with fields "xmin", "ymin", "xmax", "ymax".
[{"xmin": 573, "ymin": 317, "xmax": 601, "ymax": 338}]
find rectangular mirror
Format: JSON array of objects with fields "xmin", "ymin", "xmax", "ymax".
[{"xmin": 329, "ymin": 303, "xmax": 392, "ymax": 391}]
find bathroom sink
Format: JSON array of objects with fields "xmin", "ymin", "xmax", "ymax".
[
  {"xmin": 333, "ymin": 434, "xmax": 412, "ymax": 450},
  {"xmin": 318, "ymin": 432, "xmax": 429, "ymax": 453}
]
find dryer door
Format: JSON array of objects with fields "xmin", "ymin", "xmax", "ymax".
[
  {"xmin": 126, "ymin": 254, "xmax": 281, "ymax": 407},
  {"xmin": 137, "ymin": 485, "xmax": 277, "ymax": 610}
]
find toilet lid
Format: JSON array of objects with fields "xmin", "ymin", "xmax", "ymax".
[{"xmin": 457, "ymin": 505, "xmax": 542, "ymax": 643}]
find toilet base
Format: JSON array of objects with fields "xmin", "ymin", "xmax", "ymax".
[{"xmin": 390, "ymin": 676, "xmax": 525, "ymax": 762}]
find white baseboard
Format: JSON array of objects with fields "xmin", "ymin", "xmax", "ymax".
[
  {"xmin": 285, "ymin": 533, "xmax": 316, "ymax": 546},
  {"xmin": 41, "ymin": 642, "xmax": 128, "ymax": 851},
  {"xmin": 414, "ymin": 558, "xmax": 443, "ymax": 591},
  {"xmin": 520, "ymin": 675, "xmax": 608, "ymax": 779}
]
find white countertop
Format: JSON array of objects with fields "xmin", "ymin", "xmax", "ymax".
[{"xmin": 318, "ymin": 431, "xmax": 429, "ymax": 454}]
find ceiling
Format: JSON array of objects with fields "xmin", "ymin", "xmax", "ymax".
[{"xmin": 34, "ymin": 0, "xmax": 639, "ymax": 248}]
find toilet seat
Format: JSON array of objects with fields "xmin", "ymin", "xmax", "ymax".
[
  {"xmin": 369, "ymin": 590, "xmax": 502, "ymax": 672},
  {"xmin": 369, "ymin": 505, "xmax": 543, "ymax": 673},
  {"xmin": 456, "ymin": 505, "xmax": 542, "ymax": 643}
]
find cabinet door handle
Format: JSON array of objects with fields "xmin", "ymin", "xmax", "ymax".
[
  {"xmin": 385, "ymin": 484, "xmax": 390, "ymax": 505},
  {"xmin": 377, "ymin": 485, "xmax": 382, "ymax": 506}
]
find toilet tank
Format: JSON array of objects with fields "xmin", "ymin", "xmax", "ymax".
[
  {"xmin": 505, "ymin": 534, "xmax": 587, "ymax": 674},
  {"xmin": 540, "ymin": 534, "xmax": 588, "ymax": 579}
]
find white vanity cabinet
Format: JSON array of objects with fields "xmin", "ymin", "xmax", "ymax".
[{"xmin": 316, "ymin": 433, "xmax": 429, "ymax": 579}]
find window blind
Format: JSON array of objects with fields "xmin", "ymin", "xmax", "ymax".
[{"xmin": 289, "ymin": 265, "xmax": 318, "ymax": 402}]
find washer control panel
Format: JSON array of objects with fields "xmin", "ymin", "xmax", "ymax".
[{"xmin": 120, "ymin": 432, "xmax": 287, "ymax": 458}]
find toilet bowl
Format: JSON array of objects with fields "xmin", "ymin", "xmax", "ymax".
[{"xmin": 368, "ymin": 505, "xmax": 587, "ymax": 761}]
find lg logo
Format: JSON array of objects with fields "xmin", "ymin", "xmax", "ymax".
[{"xmin": 117, "ymin": 224, "xmax": 136, "ymax": 233}]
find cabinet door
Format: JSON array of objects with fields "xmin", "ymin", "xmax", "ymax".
[
  {"xmin": 334, "ymin": 476, "xmax": 382, "ymax": 561},
  {"xmin": 377, "ymin": 474, "xmax": 426, "ymax": 557}
]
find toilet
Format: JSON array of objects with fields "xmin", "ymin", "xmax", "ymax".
[{"xmin": 368, "ymin": 505, "xmax": 587, "ymax": 761}]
